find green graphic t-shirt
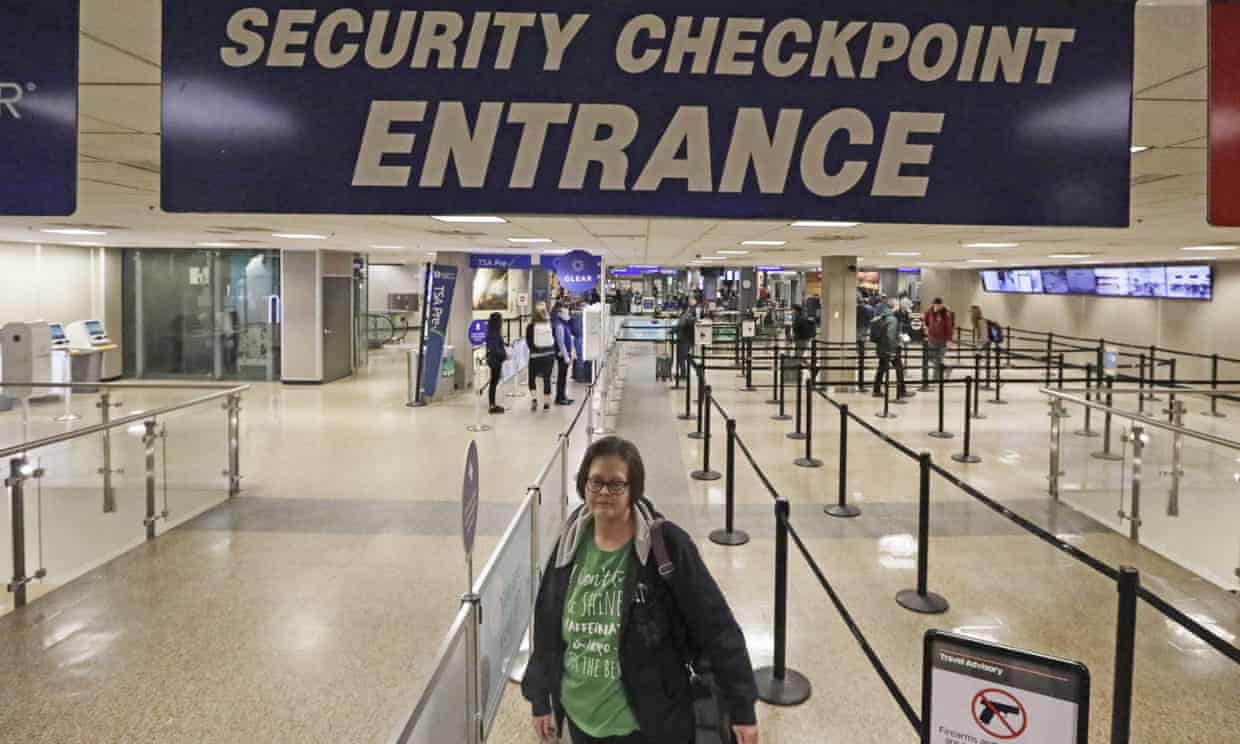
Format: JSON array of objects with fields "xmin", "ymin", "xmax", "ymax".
[{"xmin": 561, "ymin": 527, "xmax": 640, "ymax": 738}]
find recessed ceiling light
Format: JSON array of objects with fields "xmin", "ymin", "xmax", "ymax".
[
  {"xmin": 197, "ymin": 241, "xmax": 241, "ymax": 248},
  {"xmin": 540, "ymin": 248, "xmax": 569, "ymax": 255},
  {"xmin": 272, "ymin": 232, "xmax": 327, "ymax": 240},
  {"xmin": 1182, "ymin": 245, "xmax": 1237, "ymax": 251},
  {"xmin": 370, "ymin": 245, "xmax": 409, "ymax": 250},
  {"xmin": 1048, "ymin": 253, "xmax": 1090, "ymax": 259},
  {"xmin": 967, "ymin": 259, "xmax": 997, "ymax": 264},
  {"xmin": 888, "ymin": 251, "xmax": 921, "ymax": 257},
  {"xmin": 41, "ymin": 228, "xmax": 107, "ymax": 236},
  {"xmin": 963, "ymin": 242, "xmax": 1019, "ymax": 249},
  {"xmin": 741, "ymin": 240, "xmax": 786, "ymax": 246},
  {"xmin": 791, "ymin": 220, "xmax": 861, "ymax": 228},
  {"xmin": 700, "ymin": 256, "xmax": 727, "ymax": 261},
  {"xmin": 66, "ymin": 241, "xmax": 104, "ymax": 247},
  {"xmin": 432, "ymin": 215, "xmax": 507, "ymax": 223},
  {"xmin": 507, "ymin": 237, "xmax": 551, "ymax": 244},
  {"xmin": 1131, "ymin": 146, "xmax": 1150, "ymax": 154},
  {"xmin": 718, "ymin": 250, "xmax": 749, "ymax": 255}
]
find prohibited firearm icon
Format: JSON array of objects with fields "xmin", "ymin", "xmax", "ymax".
[{"xmin": 971, "ymin": 688, "xmax": 1029, "ymax": 739}]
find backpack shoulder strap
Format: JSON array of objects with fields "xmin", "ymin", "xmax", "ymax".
[{"xmin": 649, "ymin": 518, "xmax": 676, "ymax": 580}]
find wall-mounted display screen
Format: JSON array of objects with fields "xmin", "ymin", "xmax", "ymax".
[
  {"xmin": 982, "ymin": 269, "xmax": 1043, "ymax": 293},
  {"xmin": 982, "ymin": 264, "xmax": 1211, "ymax": 301}
]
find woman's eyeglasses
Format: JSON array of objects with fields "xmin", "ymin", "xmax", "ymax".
[{"xmin": 586, "ymin": 477, "xmax": 629, "ymax": 495}]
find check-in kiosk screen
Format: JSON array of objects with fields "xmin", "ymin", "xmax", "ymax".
[
  {"xmin": 86, "ymin": 320, "xmax": 105, "ymax": 336},
  {"xmin": 50, "ymin": 324, "xmax": 65, "ymax": 341}
]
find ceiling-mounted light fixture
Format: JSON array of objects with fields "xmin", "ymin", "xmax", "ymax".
[
  {"xmin": 197, "ymin": 241, "xmax": 242, "ymax": 248},
  {"xmin": 888, "ymin": 251, "xmax": 921, "ymax": 257},
  {"xmin": 507, "ymin": 237, "xmax": 551, "ymax": 243},
  {"xmin": 963, "ymin": 242, "xmax": 1019, "ymax": 249},
  {"xmin": 272, "ymin": 232, "xmax": 327, "ymax": 240},
  {"xmin": 1130, "ymin": 146, "xmax": 1150, "ymax": 154},
  {"xmin": 1182, "ymin": 245, "xmax": 1237, "ymax": 251},
  {"xmin": 790, "ymin": 220, "xmax": 861, "ymax": 228},
  {"xmin": 41, "ymin": 228, "xmax": 107, "ymax": 236},
  {"xmin": 741, "ymin": 240, "xmax": 786, "ymax": 246},
  {"xmin": 432, "ymin": 215, "xmax": 507, "ymax": 223}
]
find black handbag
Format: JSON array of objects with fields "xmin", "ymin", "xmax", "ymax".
[{"xmin": 649, "ymin": 519, "xmax": 735, "ymax": 744}]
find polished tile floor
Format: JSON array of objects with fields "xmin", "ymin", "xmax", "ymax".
[{"xmin": 2, "ymin": 344, "xmax": 1238, "ymax": 743}]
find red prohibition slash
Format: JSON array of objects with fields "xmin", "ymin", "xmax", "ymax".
[{"xmin": 971, "ymin": 688, "xmax": 1029, "ymax": 740}]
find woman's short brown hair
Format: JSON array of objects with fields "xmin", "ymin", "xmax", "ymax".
[{"xmin": 576, "ymin": 436, "xmax": 646, "ymax": 506}]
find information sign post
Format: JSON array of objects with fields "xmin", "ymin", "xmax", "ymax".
[{"xmin": 922, "ymin": 631, "xmax": 1090, "ymax": 744}]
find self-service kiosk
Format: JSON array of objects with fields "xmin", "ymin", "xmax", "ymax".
[
  {"xmin": 0, "ymin": 321, "xmax": 53, "ymax": 399},
  {"xmin": 66, "ymin": 319, "xmax": 119, "ymax": 387}
]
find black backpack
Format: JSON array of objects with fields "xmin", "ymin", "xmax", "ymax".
[
  {"xmin": 868, "ymin": 315, "xmax": 885, "ymax": 344},
  {"xmin": 649, "ymin": 519, "xmax": 735, "ymax": 744}
]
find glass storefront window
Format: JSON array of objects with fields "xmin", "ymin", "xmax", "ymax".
[{"xmin": 123, "ymin": 249, "xmax": 281, "ymax": 381}]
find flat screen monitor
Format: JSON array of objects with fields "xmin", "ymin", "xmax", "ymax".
[
  {"xmin": 1092, "ymin": 268, "xmax": 1129, "ymax": 296},
  {"xmin": 85, "ymin": 320, "xmax": 105, "ymax": 336},
  {"xmin": 1125, "ymin": 266, "xmax": 1167, "ymax": 297},
  {"xmin": 49, "ymin": 323, "xmax": 65, "ymax": 340},
  {"xmin": 988, "ymin": 269, "xmax": 1043, "ymax": 293},
  {"xmin": 1166, "ymin": 265, "xmax": 1212, "ymax": 300},
  {"xmin": 980, "ymin": 271, "xmax": 1001, "ymax": 292}
]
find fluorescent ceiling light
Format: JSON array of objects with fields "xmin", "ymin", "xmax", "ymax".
[
  {"xmin": 741, "ymin": 240, "xmax": 786, "ymax": 246},
  {"xmin": 197, "ymin": 241, "xmax": 241, "ymax": 248},
  {"xmin": 272, "ymin": 232, "xmax": 326, "ymax": 240},
  {"xmin": 66, "ymin": 241, "xmax": 104, "ymax": 247},
  {"xmin": 432, "ymin": 215, "xmax": 507, "ymax": 223},
  {"xmin": 1182, "ymin": 245, "xmax": 1237, "ymax": 251},
  {"xmin": 540, "ymin": 248, "xmax": 569, "ymax": 254},
  {"xmin": 370, "ymin": 245, "xmax": 410, "ymax": 250},
  {"xmin": 791, "ymin": 220, "xmax": 861, "ymax": 228},
  {"xmin": 888, "ymin": 251, "xmax": 921, "ymax": 257},
  {"xmin": 1130, "ymin": 145, "xmax": 1150, "ymax": 154},
  {"xmin": 507, "ymin": 237, "xmax": 551, "ymax": 243},
  {"xmin": 963, "ymin": 242, "xmax": 1018, "ymax": 249},
  {"xmin": 41, "ymin": 228, "xmax": 107, "ymax": 236},
  {"xmin": 967, "ymin": 259, "xmax": 996, "ymax": 264},
  {"xmin": 718, "ymin": 250, "xmax": 749, "ymax": 255},
  {"xmin": 1048, "ymin": 253, "xmax": 1089, "ymax": 259},
  {"xmin": 700, "ymin": 256, "xmax": 727, "ymax": 261}
]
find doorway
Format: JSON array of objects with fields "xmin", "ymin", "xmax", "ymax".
[{"xmin": 322, "ymin": 276, "xmax": 353, "ymax": 383}]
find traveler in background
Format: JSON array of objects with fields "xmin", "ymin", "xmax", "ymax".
[
  {"xmin": 871, "ymin": 299, "xmax": 913, "ymax": 399},
  {"xmin": 553, "ymin": 303, "xmax": 576, "ymax": 406},
  {"xmin": 924, "ymin": 298, "xmax": 955, "ymax": 382},
  {"xmin": 675, "ymin": 298, "xmax": 697, "ymax": 383},
  {"xmin": 791, "ymin": 304, "xmax": 816, "ymax": 357},
  {"xmin": 970, "ymin": 305, "xmax": 984, "ymax": 347},
  {"xmin": 527, "ymin": 304, "xmax": 556, "ymax": 411},
  {"xmin": 523, "ymin": 436, "xmax": 760, "ymax": 744},
  {"xmin": 899, "ymin": 292, "xmax": 913, "ymax": 314},
  {"xmin": 485, "ymin": 312, "xmax": 508, "ymax": 414}
]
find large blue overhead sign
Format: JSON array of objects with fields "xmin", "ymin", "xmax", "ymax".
[
  {"xmin": 161, "ymin": 1, "xmax": 1135, "ymax": 227},
  {"xmin": 0, "ymin": 0, "xmax": 79, "ymax": 216}
]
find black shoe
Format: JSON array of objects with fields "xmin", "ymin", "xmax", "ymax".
[
  {"xmin": 530, "ymin": 399, "xmax": 538, "ymax": 412},
  {"xmin": 900, "ymin": 391, "xmax": 916, "ymax": 399},
  {"xmin": 871, "ymin": 391, "xmax": 883, "ymax": 398},
  {"xmin": 489, "ymin": 405, "xmax": 505, "ymax": 414},
  {"xmin": 556, "ymin": 398, "xmax": 575, "ymax": 406},
  {"xmin": 543, "ymin": 402, "xmax": 551, "ymax": 411}
]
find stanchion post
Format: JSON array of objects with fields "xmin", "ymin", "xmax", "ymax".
[
  {"xmin": 1110, "ymin": 566, "xmax": 1139, "ymax": 744},
  {"xmin": 1075, "ymin": 363, "xmax": 1099, "ymax": 437},
  {"xmin": 710, "ymin": 418, "xmax": 749, "ymax": 545},
  {"xmin": 679, "ymin": 352, "xmax": 695, "ymax": 420},
  {"xmin": 767, "ymin": 341, "xmax": 782, "ymax": 405},
  {"xmin": 1145, "ymin": 344, "xmax": 1160, "ymax": 401},
  {"xmin": 1093, "ymin": 376, "xmax": 1123, "ymax": 461},
  {"xmin": 826, "ymin": 405, "xmax": 859, "ymax": 516},
  {"xmin": 1045, "ymin": 334, "xmax": 1054, "ymax": 386},
  {"xmin": 971, "ymin": 364, "xmax": 986, "ymax": 420},
  {"xmin": 1206, "ymin": 353, "xmax": 1226, "ymax": 417},
  {"xmin": 788, "ymin": 361, "xmax": 806, "ymax": 439},
  {"xmin": 876, "ymin": 370, "xmax": 896, "ymax": 419},
  {"xmin": 991, "ymin": 353, "xmax": 1007, "ymax": 405},
  {"xmin": 952, "ymin": 378, "xmax": 982, "ymax": 464},
  {"xmin": 773, "ymin": 353, "xmax": 792, "ymax": 421},
  {"xmin": 1166, "ymin": 358, "xmax": 1178, "ymax": 425},
  {"xmin": 1005, "ymin": 326, "xmax": 1013, "ymax": 366},
  {"xmin": 929, "ymin": 372, "xmax": 953, "ymax": 439},
  {"xmin": 691, "ymin": 385, "xmax": 721, "ymax": 481},
  {"xmin": 857, "ymin": 341, "xmax": 866, "ymax": 392},
  {"xmin": 744, "ymin": 339, "xmax": 757, "ymax": 392},
  {"xmin": 981, "ymin": 344, "xmax": 992, "ymax": 390},
  {"xmin": 920, "ymin": 341, "xmax": 931, "ymax": 392},
  {"xmin": 795, "ymin": 377, "xmax": 822, "ymax": 468},
  {"xmin": 755, "ymin": 498, "xmax": 813, "ymax": 706},
  {"xmin": 7, "ymin": 458, "xmax": 29, "ymax": 609},
  {"xmin": 897, "ymin": 452, "xmax": 950, "ymax": 614}
]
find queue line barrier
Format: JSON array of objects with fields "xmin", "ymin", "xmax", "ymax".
[{"xmin": 682, "ymin": 352, "xmax": 1240, "ymax": 744}]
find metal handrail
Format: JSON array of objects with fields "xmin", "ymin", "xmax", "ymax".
[
  {"xmin": 1040, "ymin": 387, "xmax": 1240, "ymax": 451},
  {"xmin": 0, "ymin": 383, "xmax": 249, "ymax": 460}
]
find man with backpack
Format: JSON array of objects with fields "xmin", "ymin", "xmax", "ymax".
[{"xmin": 870, "ymin": 299, "xmax": 913, "ymax": 399}]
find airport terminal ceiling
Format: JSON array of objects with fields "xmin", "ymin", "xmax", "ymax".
[{"xmin": 0, "ymin": 0, "xmax": 1229, "ymax": 271}]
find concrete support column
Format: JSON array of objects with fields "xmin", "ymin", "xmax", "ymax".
[
  {"xmin": 818, "ymin": 257, "xmax": 859, "ymax": 344},
  {"xmin": 739, "ymin": 268, "xmax": 758, "ymax": 315}
]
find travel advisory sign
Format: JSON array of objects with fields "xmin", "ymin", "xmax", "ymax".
[
  {"xmin": 922, "ymin": 631, "xmax": 1089, "ymax": 744},
  {"xmin": 162, "ymin": 1, "xmax": 1135, "ymax": 226},
  {"xmin": 0, "ymin": 0, "xmax": 79, "ymax": 216}
]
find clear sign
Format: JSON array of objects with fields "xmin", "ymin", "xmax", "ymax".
[
  {"xmin": 462, "ymin": 440, "xmax": 479, "ymax": 558},
  {"xmin": 1103, "ymin": 347, "xmax": 1119, "ymax": 378},
  {"xmin": 161, "ymin": 1, "xmax": 1134, "ymax": 226},
  {"xmin": 742, "ymin": 320, "xmax": 757, "ymax": 338},
  {"xmin": 0, "ymin": 0, "xmax": 79, "ymax": 216},
  {"xmin": 923, "ymin": 631, "xmax": 1089, "ymax": 744}
]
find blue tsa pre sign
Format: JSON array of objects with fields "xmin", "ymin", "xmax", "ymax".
[
  {"xmin": 0, "ymin": 0, "xmax": 79, "ymax": 216},
  {"xmin": 161, "ymin": 1, "xmax": 1134, "ymax": 227}
]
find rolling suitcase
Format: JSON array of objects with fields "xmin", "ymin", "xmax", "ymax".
[{"xmin": 656, "ymin": 353, "xmax": 673, "ymax": 381}]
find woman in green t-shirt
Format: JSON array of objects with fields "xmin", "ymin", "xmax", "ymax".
[{"xmin": 522, "ymin": 437, "xmax": 760, "ymax": 744}]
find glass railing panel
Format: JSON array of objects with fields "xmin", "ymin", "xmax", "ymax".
[
  {"xmin": 151, "ymin": 401, "xmax": 232, "ymax": 535},
  {"xmin": 476, "ymin": 498, "xmax": 534, "ymax": 738},
  {"xmin": 401, "ymin": 605, "xmax": 471, "ymax": 744},
  {"xmin": 1058, "ymin": 404, "xmax": 1128, "ymax": 533}
]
